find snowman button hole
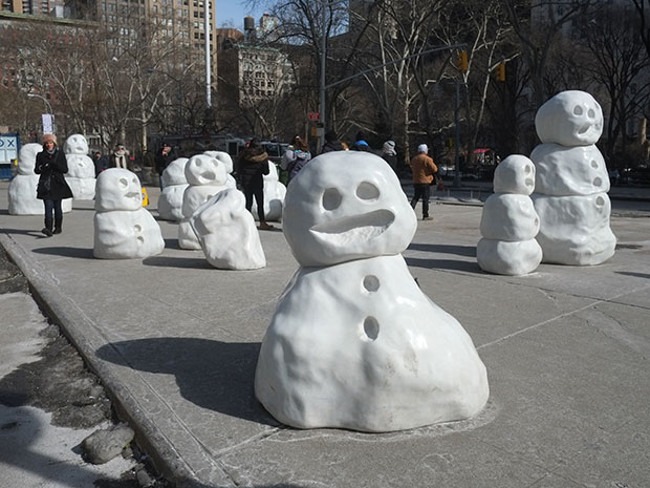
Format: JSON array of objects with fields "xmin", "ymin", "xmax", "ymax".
[
  {"xmin": 363, "ymin": 275, "xmax": 380, "ymax": 292},
  {"xmin": 363, "ymin": 316, "xmax": 379, "ymax": 341},
  {"xmin": 356, "ymin": 182, "xmax": 380, "ymax": 200},
  {"xmin": 322, "ymin": 188, "xmax": 342, "ymax": 210}
]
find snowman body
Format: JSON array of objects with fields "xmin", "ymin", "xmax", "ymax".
[
  {"xmin": 93, "ymin": 168, "xmax": 164, "ymax": 259},
  {"xmin": 477, "ymin": 155, "xmax": 542, "ymax": 275},
  {"xmin": 158, "ymin": 157, "xmax": 189, "ymax": 221},
  {"xmin": 190, "ymin": 188, "xmax": 266, "ymax": 270},
  {"xmin": 8, "ymin": 143, "xmax": 72, "ymax": 215},
  {"xmin": 178, "ymin": 153, "xmax": 230, "ymax": 249},
  {"xmin": 532, "ymin": 90, "xmax": 615, "ymax": 265},
  {"xmin": 255, "ymin": 152, "xmax": 489, "ymax": 432},
  {"xmin": 63, "ymin": 134, "xmax": 96, "ymax": 200}
]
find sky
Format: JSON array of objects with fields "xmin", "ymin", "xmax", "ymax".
[{"xmin": 216, "ymin": 0, "xmax": 267, "ymax": 30}]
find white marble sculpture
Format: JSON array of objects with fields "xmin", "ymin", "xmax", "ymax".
[
  {"xmin": 532, "ymin": 90, "xmax": 616, "ymax": 265},
  {"xmin": 8, "ymin": 143, "xmax": 72, "ymax": 215},
  {"xmin": 203, "ymin": 150, "xmax": 237, "ymax": 189},
  {"xmin": 477, "ymin": 155, "xmax": 542, "ymax": 275},
  {"xmin": 158, "ymin": 157, "xmax": 189, "ymax": 221},
  {"xmin": 93, "ymin": 168, "xmax": 164, "ymax": 259},
  {"xmin": 255, "ymin": 151, "xmax": 489, "ymax": 432},
  {"xmin": 190, "ymin": 188, "xmax": 266, "ymax": 270},
  {"xmin": 178, "ymin": 153, "xmax": 231, "ymax": 249},
  {"xmin": 251, "ymin": 162, "xmax": 286, "ymax": 222},
  {"xmin": 63, "ymin": 134, "xmax": 96, "ymax": 200}
]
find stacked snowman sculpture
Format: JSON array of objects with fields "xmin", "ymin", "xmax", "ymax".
[
  {"xmin": 255, "ymin": 152, "xmax": 489, "ymax": 432},
  {"xmin": 63, "ymin": 134, "xmax": 96, "ymax": 200},
  {"xmin": 251, "ymin": 162, "xmax": 286, "ymax": 222},
  {"xmin": 157, "ymin": 157, "xmax": 189, "ymax": 221},
  {"xmin": 8, "ymin": 143, "xmax": 72, "ymax": 215},
  {"xmin": 531, "ymin": 90, "xmax": 616, "ymax": 265},
  {"xmin": 94, "ymin": 168, "xmax": 164, "ymax": 259},
  {"xmin": 178, "ymin": 153, "xmax": 231, "ymax": 250},
  {"xmin": 477, "ymin": 155, "xmax": 542, "ymax": 275}
]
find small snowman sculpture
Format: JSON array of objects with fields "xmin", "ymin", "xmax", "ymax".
[
  {"xmin": 8, "ymin": 143, "xmax": 72, "ymax": 215},
  {"xmin": 158, "ymin": 157, "xmax": 189, "ymax": 221},
  {"xmin": 252, "ymin": 161, "xmax": 286, "ymax": 222},
  {"xmin": 94, "ymin": 168, "xmax": 164, "ymax": 259},
  {"xmin": 477, "ymin": 155, "xmax": 542, "ymax": 275},
  {"xmin": 178, "ymin": 153, "xmax": 231, "ymax": 249},
  {"xmin": 531, "ymin": 90, "xmax": 616, "ymax": 265},
  {"xmin": 189, "ymin": 188, "xmax": 266, "ymax": 270},
  {"xmin": 63, "ymin": 134, "xmax": 96, "ymax": 200},
  {"xmin": 255, "ymin": 152, "xmax": 489, "ymax": 432}
]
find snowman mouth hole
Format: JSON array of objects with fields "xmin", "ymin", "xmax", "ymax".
[
  {"xmin": 310, "ymin": 210, "xmax": 394, "ymax": 243},
  {"xmin": 126, "ymin": 192, "xmax": 140, "ymax": 199}
]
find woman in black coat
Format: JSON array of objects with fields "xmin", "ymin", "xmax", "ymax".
[
  {"xmin": 34, "ymin": 133, "xmax": 73, "ymax": 237},
  {"xmin": 236, "ymin": 138, "xmax": 274, "ymax": 230}
]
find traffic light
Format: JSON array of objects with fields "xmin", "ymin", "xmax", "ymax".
[
  {"xmin": 458, "ymin": 50, "xmax": 468, "ymax": 73},
  {"xmin": 497, "ymin": 62, "xmax": 506, "ymax": 82}
]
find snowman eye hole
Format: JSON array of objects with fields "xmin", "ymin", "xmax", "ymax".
[
  {"xmin": 322, "ymin": 188, "xmax": 342, "ymax": 210},
  {"xmin": 119, "ymin": 177, "xmax": 128, "ymax": 188},
  {"xmin": 356, "ymin": 181, "xmax": 380, "ymax": 200},
  {"xmin": 573, "ymin": 106, "xmax": 584, "ymax": 116},
  {"xmin": 587, "ymin": 108, "xmax": 596, "ymax": 118}
]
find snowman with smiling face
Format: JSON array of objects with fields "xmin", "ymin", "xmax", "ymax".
[
  {"xmin": 254, "ymin": 152, "xmax": 489, "ymax": 433},
  {"xmin": 531, "ymin": 90, "xmax": 616, "ymax": 265},
  {"xmin": 63, "ymin": 133, "xmax": 96, "ymax": 200}
]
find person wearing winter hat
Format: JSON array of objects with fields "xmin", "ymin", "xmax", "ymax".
[
  {"xmin": 408, "ymin": 143, "xmax": 438, "ymax": 221},
  {"xmin": 381, "ymin": 140, "xmax": 398, "ymax": 174},
  {"xmin": 350, "ymin": 130, "xmax": 371, "ymax": 151},
  {"xmin": 34, "ymin": 133, "xmax": 73, "ymax": 236},
  {"xmin": 320, "ymin": 129, "xmax": 344, "ymax": 153}
]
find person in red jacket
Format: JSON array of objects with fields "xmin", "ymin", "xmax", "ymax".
[{"xmin": 409, "ymin": 143, "xmax": 438, "ymax": 221}]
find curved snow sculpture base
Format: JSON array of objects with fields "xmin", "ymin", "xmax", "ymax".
[
  {"xmin": 94, "ymin": 209, "xmax": 165, "ymax": 259},
  {"xmin": 480, "ymin": 194, "xmax": 540, "ymax": 241},
  {"xmin": 533, "ymin": 193, "xmax": 616, "ymax": 265},
  {"xmin": 9, "ymin": 175, "xmax": 73, "ymax": 215},
  {"xmin": 190, "ymin": 189, "xmax": 266, "ymax": 270},
  {"xmin": 66, "ymin": 176, "xmax": 96, "ymax": 200},
  {"xmin": 256, "ymin": 254, "xmax": 488, "ymax": 432},
  {"xmin": 158, "ymin": 184, "xmax": 188, "ymax": 221},
  {"xmin": 477, "ymin": 238, "xmax": 543, "ymax": 276}
]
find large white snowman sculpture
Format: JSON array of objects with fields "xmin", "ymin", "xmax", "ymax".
[
  {"xmin": 255, "ymin": 152, "xmax": 489, "ymax": 432},
  {"xmin": 8, "ymin": 143, "xmax": 72, "ymax": 215},
  {"xmin": 189, "ymin": 188, "xmax": 266, "ymax": 270},
  {"xmin": 531, "ymin": 90, "xmax": 616, "ymax": 265},
  {"xmin": 94, "ymin": 168, "xmax": 164, "ymax": 259},
  {"xmin": 477, "ymin": 155, "xmax": 542, "ymax": 275},
  {"xmin": 158, "ymin": 157, "xmax": 189, "ymax": 221},
  {"xmin": 252, "ymin": 162, "xmax": 286, "ymax": 222},
  {"xmin": 203, "ymin": 150, "xmax": 237, "ymax": 189},
  {"xmin": 178, "ymin": 153, "xmax": 231, "ymax": 249},
  {"xmin": 63, "ymin": 134, "xmax": 96, "ymax": 200}
]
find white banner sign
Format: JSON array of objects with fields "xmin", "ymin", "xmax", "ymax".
[{"xmin": 42, "ymin": 114, "xmax": 54, "ymax": 134}]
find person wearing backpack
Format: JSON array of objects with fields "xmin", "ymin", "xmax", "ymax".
[{"xmin": 281, "ymin": 135, "xmax": 312, "ymax": 181}]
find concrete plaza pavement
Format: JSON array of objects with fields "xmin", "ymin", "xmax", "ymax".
[{"xmin": 1, "ymin": 181, "xmax": 650, "ymax": 488}]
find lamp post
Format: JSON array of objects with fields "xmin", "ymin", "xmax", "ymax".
[{"xmin": 318, "ymin": 0, "xmax": 327, "ymax": 152}]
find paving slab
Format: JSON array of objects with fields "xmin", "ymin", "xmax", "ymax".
[{"xmin": 1, "ymin": 181, "xmax": 649, "ymax": 488}]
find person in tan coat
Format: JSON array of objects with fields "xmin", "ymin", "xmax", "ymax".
[{"xmin": 409, "ymin": 144, "xmax": 438, "ymax": 220}]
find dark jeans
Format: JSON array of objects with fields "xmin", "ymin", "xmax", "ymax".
[
  {"xmin": 410, "ymin": 183, "xmax": 431, "ymax": 218},
  {"xmin": 43, "ymin": 199, "xmax": 63, "ymax": 230},
  {"xmin": 244, "ymin": 181, "xmax": 265, "ymax": 222}
]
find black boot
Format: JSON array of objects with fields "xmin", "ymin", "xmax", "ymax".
[
  {"xmin": 42, "ymin": 219, "xmax": 53, "ymax": 237},
  {"xmin": 53, "ymin": 219, "xmax": 62, "ymax": 234}
]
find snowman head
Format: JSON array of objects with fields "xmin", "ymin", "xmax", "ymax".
[
  {"xmin": 535, "ymin": 90, "xmax": 603, "ymax": 147},
  {"xmin": 185, "ymin": 153, "xmax": 227, "ymax": 186},
  {"xmin": 204, "ymin": 150, "xmax": 234, "ymax": 174},
  {"xmin": 493, "ymin": 155, "xmax": 536, "ymax": 195},
  {"xmin": 95, "ymin": 168, "xmax": 142, "ymax": 211},
  {"xmin": 162, "ymin": 157, "xmax": 189, "ymax": 187},
  {"xmin": 282, "ymin": 152, "xmax": 417, "ymax": 267},
  {"xmin": 63, "ymin": 134, "xmax": 89, "ymax": 155},
  {"xmin": 190, "ymin": 188, "xmax": 243, "ymax": 238},
  {"xmin": 18, "ymin": 143, "xmax": 43, "ymax": 173}
]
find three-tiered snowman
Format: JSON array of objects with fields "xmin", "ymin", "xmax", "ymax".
[
  {"xmin": 94, "ymin": 168, "xmax": 164, "ymax": 259},
  {"xmin": 63, "ymin": 134, "xmax": 96, "ymax": 200},
  {"xmin": 255, "ymin": 151, "xmax": 489, "ymax": 432},
  {"xmin": 531, "ymin": 90, "xmax": 616, "ymax": 265},
  {"xmin": 477, "ymin": 155, "xmax": 542, "ymax": 275}
]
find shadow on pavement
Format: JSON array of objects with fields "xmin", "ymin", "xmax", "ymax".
[
  {"xmin": 31, "ymin": 246, "xmax": 95, "ymax": 259},
  {"xmin": 95, "ymin": 338, "xmax": 278, "ymax": 426},
  {"xmin": 143, "ymin": 255, "xmax": 213, "ymax": 269},
  {"xmin": 1, "ymin": 228, "xmax": 46, "ymax": 238},
  {"xmin": 408, "ymin": 242, "xmax": 477, "ymax": 257},
  {"xmin": 405, "ymin": 256, "xmax": 483, "ymax": 273},
  {"xmin": 616, "ymin": 271, "xmax": 650, "ymax": 279}
]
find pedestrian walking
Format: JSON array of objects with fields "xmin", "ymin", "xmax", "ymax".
[
  {"xmin": 154, "ymin": 141, "xmax": 175, "ymax": 190},
  {"xmin": 109, "ymin": 144, "xmax": 129, "ymax": 169},
  {"xmin": 34, "ymin": 133, "xmax": 73, "ymax": 236},
  {"xmin": 409, "ymin": 144, "xmax": 438, "ymax": 221}
]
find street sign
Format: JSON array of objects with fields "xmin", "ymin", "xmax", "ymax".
[{"xmin": 307, "ymin": 112, "xmax": 320, "ymax": 122}]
